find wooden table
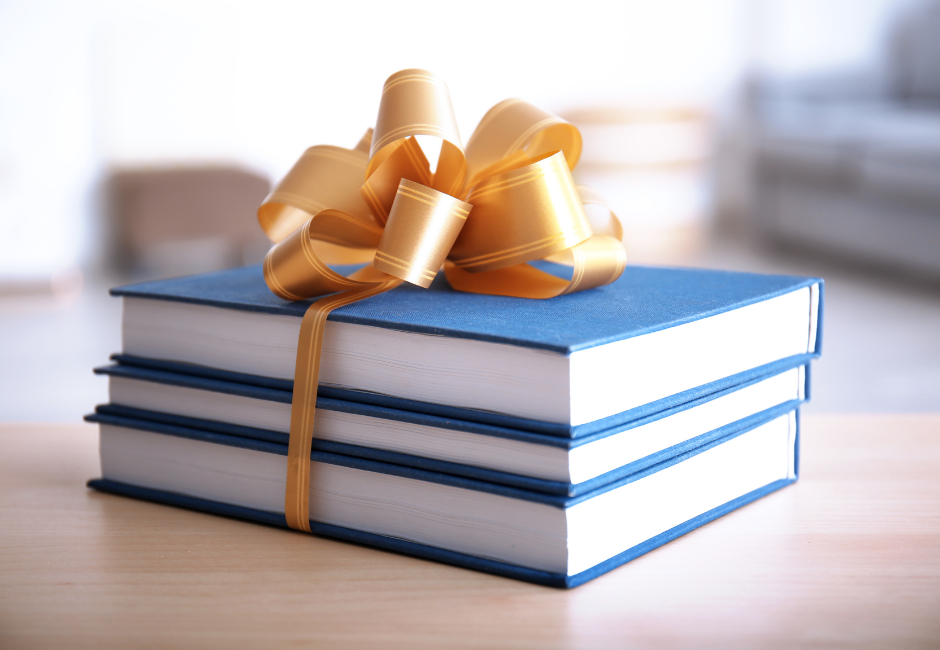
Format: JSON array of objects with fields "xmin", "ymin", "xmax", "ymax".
[{"xmin": 1, "ymin": 415, "xmax": 938, "ymax": 649}]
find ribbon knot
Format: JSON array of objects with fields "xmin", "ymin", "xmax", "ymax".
[{"xmin": 257, "ymin": 69, "xmax": 628, "ymax": 532}]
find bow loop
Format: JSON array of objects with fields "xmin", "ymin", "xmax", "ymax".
[
  {"xmin": 373, "ymin": 179, "xmax": 471, "ymax": 288},
  {"xmin": 263, "ymin": 213, "xmax": 383, "ymax": 301},
  {"xmin": 360, "ymin": 136, "xmax": 432, "ymax": 224},
  {"xmin": 449, "ymin": 151, "xmax": 592, "ymax": 273},
  {"xmin": 443, "ymin": 232, "xmax": 626, "ymax": 299},
  {"xmin": 259, "ymin": 145, "xmax": 375, "ymax": 244},
  {"xmin": 367, "ymin": 69, "xmax": 466, "ymax": 197},
  {"xmin": 464, "ymin": 98, "xmax": 582, "ymax": 188}
]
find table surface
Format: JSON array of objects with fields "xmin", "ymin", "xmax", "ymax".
[{"xmin": 1, "ymin": 415, "xmax": 939, "ymax": 649}]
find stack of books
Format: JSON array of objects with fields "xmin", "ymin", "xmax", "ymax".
[{"xmin": 86, "ymin": 263, "xmax": 822, "ymax": 587}]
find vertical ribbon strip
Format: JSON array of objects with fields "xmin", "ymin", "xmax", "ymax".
[
  {"xmin": 258, "ymin": 69, "xmax": 628, "ymax": 532},
  {"xmin": 284, "ymin": 269, "xmax": 402, "ymax": 532}
]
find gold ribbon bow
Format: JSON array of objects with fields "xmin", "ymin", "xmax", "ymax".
[{"xmin": 258, "ymin": 69, "xmax": 627, "ymax": 532}]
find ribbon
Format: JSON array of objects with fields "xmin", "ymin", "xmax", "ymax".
[{"xmin": 257, "ymin": 69, "xmax": 628, "ymax": 532}]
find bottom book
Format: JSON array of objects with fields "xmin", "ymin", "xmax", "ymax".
[{"xmin": 87, "ymin": 409, "xmax": 800, "ymax": 588}]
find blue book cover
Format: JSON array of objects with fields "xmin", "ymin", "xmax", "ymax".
[
  {"xmin": 86, "ymin": 408, "xmax": 800, "ymax": 588},
  {"xmin": 112, "ymin": 263, "xmax": 822, "ymax": 354},
  {"xmin": 93, "ymin": 361, "xmax": 806, "ymax": 497},
  {"xmin": 109, "ymin": 263, "xmax": 823, "ymax": 437}
]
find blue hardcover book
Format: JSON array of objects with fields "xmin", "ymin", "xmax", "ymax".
[
  {"xmin": 86, "ymin": 406, "xmax": 801, "ymax": 588},
  {"xmin": 110, "ymin": 263, "xmax": 822, "ymax": 437},
  {"xmin": 93, "ymin": 361, "xmax": 808, "ymax": 497}
]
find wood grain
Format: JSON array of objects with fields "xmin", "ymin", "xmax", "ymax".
[{"xmin": 1, "ymin": 415, "xmax": 939, "ymax": 649}]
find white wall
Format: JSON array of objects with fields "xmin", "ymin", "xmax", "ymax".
[
  {"xmin": 90, "ymin": 0, "xmax": 744, "ymax": 171},
  {"xmin": 0, "ymin": 0, "xmax": 912, "ymax": 275},
  {"xmin": 0, "ymin": 1, "xmax": 98, "ymax": 277}
]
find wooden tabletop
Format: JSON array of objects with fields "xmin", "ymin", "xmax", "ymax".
[{"xmin": 1, "ymin": 415, "xmax": 939, "ymax": 649}]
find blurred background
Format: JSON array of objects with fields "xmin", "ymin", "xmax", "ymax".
[{"xmin": 1, "ymin": 0, "xmax": 938, "ymax": 420}]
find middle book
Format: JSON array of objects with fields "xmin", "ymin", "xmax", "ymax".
[{"xmin": 93, "ymin": 361, "xmax": 807, "ymax": 498}]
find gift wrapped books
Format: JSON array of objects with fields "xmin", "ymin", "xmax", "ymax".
[
  {"xmin": 86, "ymin": 262, "xmax": 822, "ymax": 587},
  {"xmin": 86, "ymin": 68, "xmax": 823, "ymax": 587}
]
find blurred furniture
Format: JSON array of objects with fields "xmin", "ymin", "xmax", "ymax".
[
  {"xmin": 2, "ymin": 415, "xmax": 939, "ymax": 648},
  {"xmin": 106, "ymin": 167, "xmax": 271, "ymax": 277},
  {"xmin": 747, "ymin": 0, "xmax": 940, "ymax": 277},
  {"xmin": 563, "ymin": 107, "xmax": 711, "ymax": 262}
]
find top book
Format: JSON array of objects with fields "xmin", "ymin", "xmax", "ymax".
[{"xmin": 112, "ymin": 263, "xmax": 822, "ymax": 436}]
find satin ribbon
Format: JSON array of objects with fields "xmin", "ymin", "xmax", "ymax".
[{"xmin": 257, "ymin": 69, "xmax": 627, "ymax": 532}]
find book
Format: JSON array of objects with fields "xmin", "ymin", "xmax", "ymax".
[
  {"xmin": 86, "ymin": 406, "xmax": 800, "ymax": 588},
  {"xmin": 92, "ymin": 361, "xmax": 807, "ymax": 496},
  {"xmin": 110, "ymin": 263, "xmax": 822, "ymax": 435}
]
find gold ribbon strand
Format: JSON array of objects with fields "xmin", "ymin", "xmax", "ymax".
[{"xmin": 257, "ymin": 68, "xmax": 628, "ymax": 532}]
